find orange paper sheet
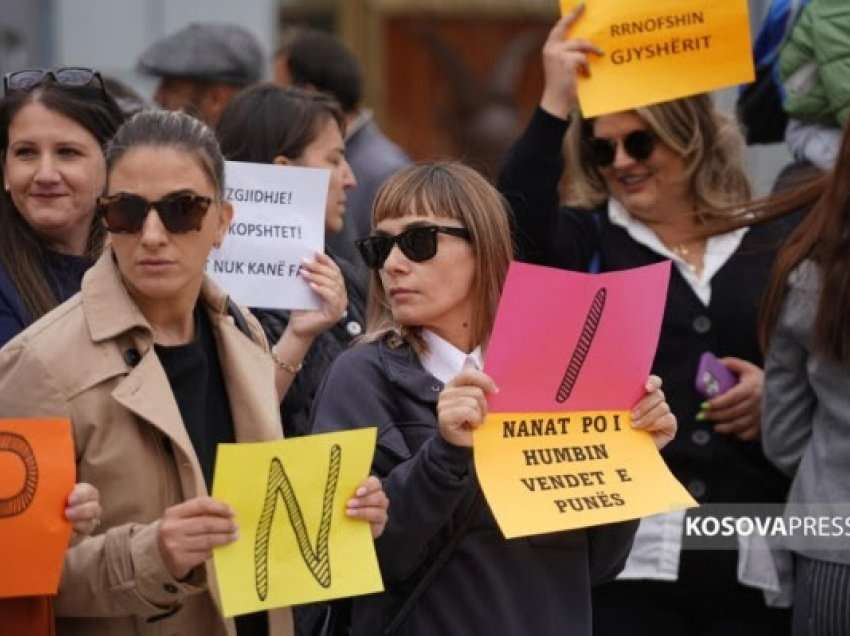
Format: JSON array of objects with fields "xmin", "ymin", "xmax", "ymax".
[
  {"xmin": 0, "ymin": 419, "xmax": 74, "ymax": 597},
  {"xmin": 561, "ymin": 0, "xmax": 755, "ymax": 116}
]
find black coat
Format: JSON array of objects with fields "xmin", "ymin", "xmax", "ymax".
[
  {"xmin": 498, "ymin": 107, "xmax": 791, "ymax": 506},
  {"xmin": 311, "ymin": 334, "xmax": 638, "ymax": 636}
]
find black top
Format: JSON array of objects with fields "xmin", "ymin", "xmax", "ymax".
[
  {"xmin": 154, "ymin": 306, "xmax": 268, "ymax": 636},
  {"xmin": 312, "ymin": 335, "xmax": 638, "ymax": 636},
  {"xmin": 498, "ymin": 106, "xmax": 792, "ymax": 505}
]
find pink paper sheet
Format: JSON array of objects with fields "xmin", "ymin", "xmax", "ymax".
[{"xmin": 485, "ymin": 261, "xmax": 671, "ymax": 411}]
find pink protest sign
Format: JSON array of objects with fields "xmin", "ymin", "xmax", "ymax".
[{"xmin": 484, "ymin": 261, "xmax": 671, "ymax": 411}]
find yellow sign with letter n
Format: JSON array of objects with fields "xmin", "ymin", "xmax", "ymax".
[{"xmin": 212, "ymin": 428, "xmax": 383, "ymax": 617}]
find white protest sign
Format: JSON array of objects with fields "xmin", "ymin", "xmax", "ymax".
[{"xmin": 208, "ymin": 161, "xmax": 329, "ymax": 310}]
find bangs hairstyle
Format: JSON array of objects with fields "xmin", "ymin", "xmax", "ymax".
[
  {"xmin": 0, "ymin": 81, "xmax": 123, "ymax": 324},
  {"xmin": 363, "ymin": 162, "xmax": 513, "ymax": 351},
  {"xmin": 563, "ymin": 94, "xmax": 751, "ymax": 216},
  {"xmin": 216, "ymin": 83, "xmax": 344, "ymax": 164}
]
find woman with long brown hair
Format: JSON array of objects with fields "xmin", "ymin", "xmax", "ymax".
[{"xmin": 0, "ymin": 68, "xmax": 123, "ymax": 348}]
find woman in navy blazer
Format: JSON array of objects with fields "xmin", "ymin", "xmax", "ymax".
[{"xmin": 311, "ymin": 161, "xmax": 677, "ymax": 636}]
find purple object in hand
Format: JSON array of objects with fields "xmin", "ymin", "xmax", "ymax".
[{"xmin": 694, "ymin": 352, "xmax": 738, "ymax": 398}]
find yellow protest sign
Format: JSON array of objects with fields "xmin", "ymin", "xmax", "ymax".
[
  {"xmin": 212, "ymin": 428, "xmax": 383, "ymax": 617},
  {"xmin": 560, "ymin": 0, "xmax": 755, "ymax": 116},
  {"xmin": 475, "ymin": 411, "xmax": 695, "ymax": 538}
]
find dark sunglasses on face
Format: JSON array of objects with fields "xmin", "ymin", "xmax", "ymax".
[
  {"xmin": 586, "ymin": 129, "xmax": 657, "ymax": 168},
  {"xmin": 97, "ymin": 192, "xmax": 213, "ymax": 234},
  {"xmin": 3, "ymin": 67, "xmax": 105, "ymax": 96},
  {"xmin": 356, "ymin": 225, "xmax": 472, "ymax": 270}
]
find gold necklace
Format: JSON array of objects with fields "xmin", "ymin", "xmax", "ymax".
[{"xmin": 670, "ymin": 243, "xmax": 701, "ymax": 275}]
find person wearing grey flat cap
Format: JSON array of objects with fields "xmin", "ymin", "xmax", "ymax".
[{"xmin": 138, "ymin": 22, "xmax": 263, "ymax": 126}]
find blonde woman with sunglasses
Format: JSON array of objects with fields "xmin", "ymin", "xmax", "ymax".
[
  {"xmin": 0, "ymin": 110, "xmax": 388, "ymax": 636},
  {"xmin": 497, "ymin": 7, "xmax": 794, "ymax": 635},
  {"xmin": 311, "ymin": 161, "xmax": 677, "ymax": 636}
]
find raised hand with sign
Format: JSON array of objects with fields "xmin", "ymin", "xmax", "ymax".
[
  {"xmin": 271, "ymin": 252, "xmax": 348, "ymax": 400},
  {"xmin": 541, "ymin": 4, "xmax": 604, "ymax": 119}
]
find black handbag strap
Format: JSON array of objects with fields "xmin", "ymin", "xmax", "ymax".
[{"xmin": 382, "ymin": 489, "xmax": 480, "ymax": 635}]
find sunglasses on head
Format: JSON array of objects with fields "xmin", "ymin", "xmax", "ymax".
[
  {"xmin": 3, "ymin": 67, "xmax": 105, "ymax": 96},
  {"xmin": 586, "ymin": 129, "xmax": 657, "ymax": 168},
  {"xmin": 97, "ymin": 192, "xmax": 213, "ymax": 234},
  {"xmin": 356, "ymin": 225, "xmax": 471, "ymax": 270}
]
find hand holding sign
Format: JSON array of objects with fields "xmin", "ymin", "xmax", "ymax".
[
  {"xmin": 346, "ymin": 476, "xmax": 389, "ymax": 539},
  {"xmin": 159, "ymin": 497, "xmax": 239, "ymax": 580},
  {"xmin": 541, "ymin": 5, "xmax": 604, "ymax": 119},
  {"xmin": 437, "ymin": 369, "xmax": 499, "ymax": 448},
  {"xmin": 0, "ymin": 418, "xmax": 74, "ymax": 598},
  {"xmin": 631, "ymin": 376, "xmax": 677, "ymax": 450},
  {"xmin": 65, "ymin": 483, "xmax": 101, "ymax": 537},
  {"xmin": 288, "ymin": 253, "xmax": 348, "ymax": 340}
]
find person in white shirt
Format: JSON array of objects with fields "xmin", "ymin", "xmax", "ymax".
[
  {"xmin": 497, "ymin": 7, "xmax": 796, "ymax": 635},
  {"xmin": 311, "ymin": 161, "xmax": 677, "ymax": 636}
]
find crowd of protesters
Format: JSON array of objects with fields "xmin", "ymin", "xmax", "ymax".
[{"xmin": 0, "ymin": 1, "xmax": 848, "ymax": 635}]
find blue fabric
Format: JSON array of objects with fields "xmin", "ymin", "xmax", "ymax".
[
  {"xmin": 0, "ymin": 251, "xmax": 91, "ymax": 349},
  {"xmin": 741, "ymin": 0, "xmax": 810, "ymax": 99}
]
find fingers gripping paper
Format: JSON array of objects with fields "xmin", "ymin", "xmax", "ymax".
[
  {"xmin": 561, "ymin": 0, "xmax": 755, "ymax": 117},
  {"xmin": 476, "ymin": 262, "xmax": 696, "ymax": 539},
  {"xmin": 213, "ymin": 429, "xmax": 383, "ymax": 617}
]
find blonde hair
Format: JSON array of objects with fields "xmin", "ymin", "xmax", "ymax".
[
  {"xmin": 362, "ymin": 162, "xmax": 513, "ymax": 351},
  {"xmin": 563, "ymin": 94, "xmax": 751, "ymax": 217}
]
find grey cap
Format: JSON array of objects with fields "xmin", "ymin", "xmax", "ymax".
[{"xmin": 138, "ymin": 22, "xmax": 263, "ymax": 85}]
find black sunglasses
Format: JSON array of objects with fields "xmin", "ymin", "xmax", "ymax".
[
  {"xmin": 356, "ymin": 225, "xmax": 471, "ymax": 269},
  {"xmin": 98, "ymin": 192, "xmax": 213, "ymax": 234},
  {"xmin": 3, "ymin": 67, "xmax": 106, "ymax": 96},
  {"xmin": 586, "ymin": 129, "xmax": 657, "ymax": 168}
]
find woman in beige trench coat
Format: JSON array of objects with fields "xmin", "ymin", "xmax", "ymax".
[{"xmin": 0, "ymin": 110, "xmax": 388, "ymax": 636}]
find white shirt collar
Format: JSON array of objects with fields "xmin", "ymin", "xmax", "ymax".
[
  {"xmin": 607, "ymin": 199, "xmax": 749, "ymax": 306},
  {"xmin": 419, "ymin": 329, "xmax": 483, "ymax": 385}
]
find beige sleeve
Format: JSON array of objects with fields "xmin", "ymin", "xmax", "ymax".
[
  {"xmin": 0, "ymin": 344, "xmax": 206, "ymax": 618},
  {"xmin": 55, "ymin": 521, "xmax": 205, "ymax": 618}
]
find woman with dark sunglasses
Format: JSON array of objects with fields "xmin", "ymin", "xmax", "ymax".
[
  {"xmin": 310, "ymin": 161, "xmax": 677, "ymax": 636},
  {"xmin": 0, "ymin": 109, "xmax": 388, "ymax": 636},
  {"xmin": 0, "ymin": 67, "xmax": 123, "ymax": 349},
  {"xmin": 216, "ymin": 84, "xmax": 366, "ymax": 441},
  {"xmin": 497, "ymin": 7, "xmax": 794, "ymax": 636}
]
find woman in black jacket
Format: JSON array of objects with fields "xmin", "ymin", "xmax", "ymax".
[
  {"xmin": 311, "ymin": 161, "xmax": 677, "ymax": 636},
  {"xmin": 497, "ymin": 8, "xmax": 793, "ymax": 635},
  {"xmin": 216, "ymin": 84, "xmax": 365, "ymax": 438}
]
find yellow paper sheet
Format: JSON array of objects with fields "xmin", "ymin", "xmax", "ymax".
[
  {"xmin": 561, "ymin": 0, "xmax": 755, "ymax": 116},
  {"xmin": 474, "ymin": 411, "xmax": 696, "ymax": 538},
  {"xmin": 212, "ymin": 428, "xmax": 383, "ymax": 617}
]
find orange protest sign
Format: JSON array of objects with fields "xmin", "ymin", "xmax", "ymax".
[
  {"xmin": 561, "ymin": 0, "xmax": 755, "ymax": 117},
  {"xmin": 0, "ymin": 419, "xmax": 74, "ymax": 598}
]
